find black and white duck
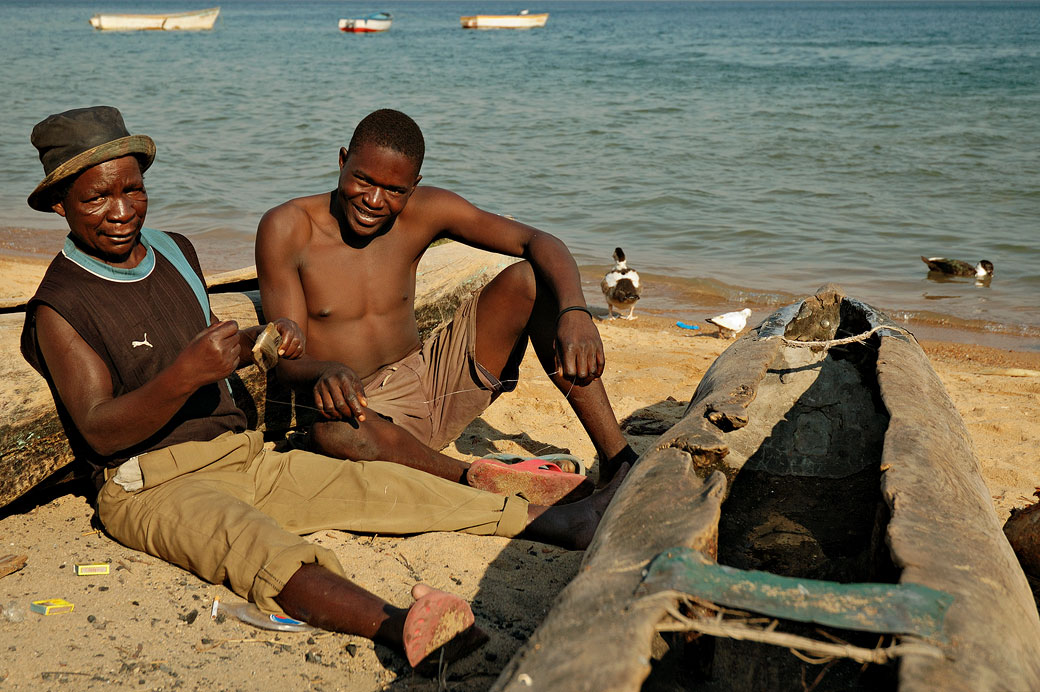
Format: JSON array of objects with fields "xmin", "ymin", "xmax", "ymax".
[
  {"xmin": 600, "ymin": 247, "xmax": 641, "ymax": 320},
  {"xmin": 921, "ymin": 256, "xmax": 994, "ymax": 279}
]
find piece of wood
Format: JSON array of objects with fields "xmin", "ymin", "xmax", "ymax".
[
  {"xmin": 642, "ymin": 546, "xmax": 954, "ymax": 640},
  {"xmin": 0, "ymin": 242, "xmax": 514, "ymax": 509},
  {"xmin": 1004, "ymin": 499, "xmax": 1040, "ymax": 576},
  {"xmin": 977, "ymin": 367, "xmax": 1040, "ymax": 377},
  {"xmin": 412, "ymin": 241, "xmax": 519, "ymax": 337},
  {"xmin": 204, "ymin": 265, "xmax": 258, "ymax": 293},
  {"xmin": 0, "ymin": 263, "xmax": 259, "ymax": 311},
  {"xmin": 0, "ymin": 553, "xmax": 28, "ymax": 579},
  {"xmin": 783, "ymin": 283, "xmax": 843, "ymax": 342},
  {"xmin": 875, "ymin": 324, "xmax": 1040, "ymax": 690}
]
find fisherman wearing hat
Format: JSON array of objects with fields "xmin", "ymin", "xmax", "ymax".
[{"xmin": 20, "ymin": 105, "xmax": 626, "ymax": 671}]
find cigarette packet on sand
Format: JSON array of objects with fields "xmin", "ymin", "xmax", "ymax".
[{"xmin": 31, "ymin": 598, "xmax": 75, "ymax": 615}]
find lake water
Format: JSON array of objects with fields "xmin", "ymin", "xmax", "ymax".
[{"xmin": 2, "ymin": 0, "xmax": 1038, "ymax": 345}]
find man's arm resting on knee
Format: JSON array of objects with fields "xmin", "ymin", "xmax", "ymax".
[{"xmin": 428, "ymin": 189, "xmax": 604, "ymax": 380}]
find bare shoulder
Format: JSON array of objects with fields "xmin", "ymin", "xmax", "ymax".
[
  {"xmin": 408, "ymin": 185, "xmax": 471, "ymax": 211},
  {"xmin": 404, "ymin": 185, "xmax": 482, "ymax": 227},
  {"xmin": 259, "ymin": 193, "xmax": 328, "ymax": 237}
]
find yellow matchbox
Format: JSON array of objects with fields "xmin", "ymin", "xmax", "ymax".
[
  {"xmin": 75, "ymin": 563, "xmax": 110, "ymax": 576},
  {"xmin": 31, "ymin": 598, "xmax": 75, "ymax": 615}
]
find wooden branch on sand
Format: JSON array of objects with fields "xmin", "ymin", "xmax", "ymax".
[{"xmin": 0, "ymin": 553, "xmax": 28, "ymax": 579}]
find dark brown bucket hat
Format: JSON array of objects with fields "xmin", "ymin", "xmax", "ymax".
[{"xmin": 28, "ymin": 105, "xmax": 155, "ymax": 212}]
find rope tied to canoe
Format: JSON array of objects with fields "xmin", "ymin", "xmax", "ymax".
[
  {"xmin": 657, "ymin": 597, "xmax": 946, "ymax": 666},
  {"xmin": 762, "ymin": 324, "xmax": 917, "ymax": 349}
]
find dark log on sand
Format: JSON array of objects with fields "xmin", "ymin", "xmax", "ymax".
[
  {"xmin": 1004, "ymin": 495, "xmax": 1040, "ymax": 578},
  {"xmin": 493, "ymin": 284, "xmax": 1040, "ymax": 692},
  {"xmin": 0, "ymin": 242, "xmax": 516, "ymax": 509}
]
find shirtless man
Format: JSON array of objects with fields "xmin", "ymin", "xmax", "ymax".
[{"xmin": 257, "ymin": 109, "xmax": 637, "ymax": 491}]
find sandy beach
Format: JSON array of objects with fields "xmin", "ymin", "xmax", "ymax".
[{"xmin": 1, "ymin": 242, "xmax": 1038, "ymax": 691}]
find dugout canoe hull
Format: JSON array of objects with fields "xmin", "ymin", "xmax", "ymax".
[
  {"xmin": 0, "ymin": 242, "xmax": 516, "ymax": 510},
  {"xmin": 493, "ymin": 284, "xmax": 1040, "ymax": 692}
]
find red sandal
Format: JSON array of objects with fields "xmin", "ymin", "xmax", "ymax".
[{"xmin": 467, "ymin": 458, "xmax": 594, "ymax": 505}]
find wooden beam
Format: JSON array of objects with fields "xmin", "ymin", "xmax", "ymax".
[{"xmin": 876, "ymin": 332, "xmax": 1040, "ymax": 690}]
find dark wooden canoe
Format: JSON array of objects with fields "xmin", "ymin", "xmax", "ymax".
[
  {"xmin": 492, "ymin": 284, "xmax": 1040, "ymax": 692},
  {"xmin": 0, "ymin": 242, "xmax": 516, "ymax": 510}
]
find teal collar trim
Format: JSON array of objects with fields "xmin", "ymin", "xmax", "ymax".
[
  {"xmin": 61, "ymin": 234, "xmax": 156, "ymax": 282},
  {"xmin": 61, "ymin": 228, "xmax": 211, "ymax": 324}
]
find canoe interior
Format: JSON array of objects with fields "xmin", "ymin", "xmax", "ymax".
[
  {"xmin": 646, "ymin": 298, "xmax": 900, "ymax": 691},
  {"xmin": 492, "ymin": 285, "xmax": 1039, "ymax": 692}
]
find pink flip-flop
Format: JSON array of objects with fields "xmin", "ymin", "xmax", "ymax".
[
  {"xmin": 403, "ymin": 590, "xmax": 477, "ymax": 668},
  {"xmin": 467, "ymin": 458, "xmax": 594, "ymax": 505},
  {"xmin": 481, "ymin": 452, "xmax": 587, "ymax": 476}
]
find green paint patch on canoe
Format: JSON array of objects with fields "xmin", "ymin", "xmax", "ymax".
[{"xmin": 642, "ymin": 546, "xmax": 954, "ymax": 641}]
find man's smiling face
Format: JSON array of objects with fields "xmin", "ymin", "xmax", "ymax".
[{"xmin": 336, "ymin": 143, "xmax": 421, "ymax": 237}]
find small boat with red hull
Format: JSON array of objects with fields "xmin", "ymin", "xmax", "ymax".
[{"xmin": 338, "ymin": 12, "xmax": 392, "ymax": 33}]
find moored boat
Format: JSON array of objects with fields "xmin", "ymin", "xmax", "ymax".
[
  {"xmin": 492, "ymin": 284, "xmax": 1040, "ymax": 691},
  {"xmin": 338, "ymin": 12, "xmax": 392, "ymax": 33},
  {"xmin": 88, "ymin": 6, "xmax": 220, "ymax": 31},
  {"xmin": 460, "ymin": 10, "xmax": 548, "ymax": 29}
]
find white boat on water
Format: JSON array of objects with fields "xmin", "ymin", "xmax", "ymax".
[
  {"xmin": 338, "ymin": 12, "xmax": 392, "ymax": 33},
  {"xmin": 460, "ymin": 9, "xmax": 548, "ymax": 30},
  {"xmin": 89, "ymin": 6, "xmax": 220, "ymax": 31}
]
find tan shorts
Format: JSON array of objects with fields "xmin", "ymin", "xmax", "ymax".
[
  {"xmin": 97, "ymin": 430, "xmax": 528, "ymax": 615},
  {"xmin": 359, "ymin": 290, "xmax": 519, "ymax": 450}
]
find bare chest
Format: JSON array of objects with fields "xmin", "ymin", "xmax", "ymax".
[{"xmin": 298, "ymin": 240, "xmax": 417, "ymax": 322}]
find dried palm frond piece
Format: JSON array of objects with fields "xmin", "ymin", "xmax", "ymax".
[{"xmin": 251, "ymin": 323, "xmax": 282, "ymax": 372}]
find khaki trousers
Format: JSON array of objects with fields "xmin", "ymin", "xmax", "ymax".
[{"xmin": 97, "ymin": 430, "xmax": 528, "ymax": 614}]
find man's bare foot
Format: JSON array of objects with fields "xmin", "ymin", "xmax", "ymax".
[
  {"xmin": 403, "ymin": 584, "xmax": 488, "ymax": 671},
  {"xmin": 597, "ymin": 445, "xmax": 638, "ymax": 487},
  {"xmin": 568, "ymin": 462, "xmax": 629, "ymax": 549},
  {"xmin": 523, "ymin": 463, "xmax": 630, "ymax": 550}
]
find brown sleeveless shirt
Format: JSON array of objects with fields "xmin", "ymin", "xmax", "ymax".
[{"xmin": 21, "ymin": 229, "xmax": 247, "ymax": 487}]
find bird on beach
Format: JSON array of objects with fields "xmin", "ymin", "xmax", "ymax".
[
  {"xmin": 706, "ymin": 308, "xmax": 752, "ymax": 339},
  {"xmin": 921, "ymin": 256, "xmax": 994, "ymax": 279},
  {"xmin": 601, "ymin": 247, "xmax": 641, "ymax": 320}
]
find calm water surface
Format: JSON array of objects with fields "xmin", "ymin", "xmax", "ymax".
[{"xmin": 2, "ymin": 0, "xmax": 1038, "ymax": 343}]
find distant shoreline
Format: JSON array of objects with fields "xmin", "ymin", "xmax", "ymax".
[{"xmin": 4, "ymin": 224, "xmax": 1037, "ymax": 356}]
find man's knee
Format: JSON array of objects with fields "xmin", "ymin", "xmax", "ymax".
[
  {"xmin": 489, "ymin": 261, "xmax": 537, "ymax": 305},
  {"xmin": 311, "ymin": 420, "xmax": 376, "ymax": 461}
]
